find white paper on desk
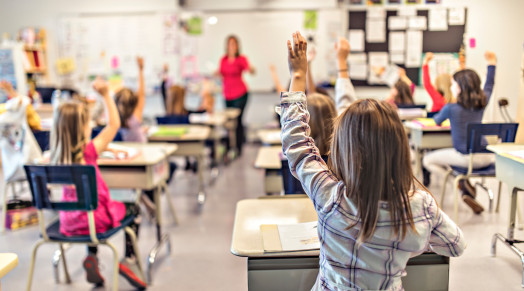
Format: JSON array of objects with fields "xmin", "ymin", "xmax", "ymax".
[
  {"xmin": 408, "ymin": 16, "xmax": 427, "ymax": 30},
  {"xmin": 366, "ymin": 19, "xmax": 386, "ymax": 43},
  {"xmin": 368, "ymin": 52, "xmax": 389, "ymax": 84},
  {"xmin": 367, "ymin": 7, "xmax": 386, "ymax": 19},
  {"xmin": 348, "ymin": 30, "xmax": 365, "ymax": 52},
  {"xmin": 277, "ymin": 221, "xmax": 320, "ymax": 251},
  {"xmin": 448, "ymin": 7, "xmax": 465, "ymax": 25},
  {"xmin": 388, "ymin": 16, "xmax": 407, "ymax": 30},
  {"xmin": 389, "ymin": 31, "xmax": 405, "ymax": 52},
  {"xmin": 101, "ymin": 143, "xmax": 140, "ymax": 160},
  {"xmin": 405, "ymin": 30, "xmax": 423, "ymax": 68},
  {"xmin": 509, "ymin": 150, "xmax": 524, "ymax": 160},
  {"xmin": 429, "ymin": 7, "xmax": 448, "ymax": 31},
  {"xmin": 398, "ymin": 7, "xmax": 417, "ymax": 17},
  {"xmin": 390, "ymin": 52, "xmax": 405, "ymax": 64}
]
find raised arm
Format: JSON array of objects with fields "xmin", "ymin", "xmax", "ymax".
[
  {"xmin": 269, "ymin": 64, "xmax": 286, "ymax": 93},
  {"xmin": 335, "ymin": 37, "xmax": 356, "ymax": 114},
  {"xmin": 133, "ymin": 56, "xmax": 146, "ymax": 122},
  {"xmin": 282, "ymin": 31, "xmax": 339, "ymax": 207},
  {"xmin": 483, "ymin": 51, "xmax": 497, "ymax": 103},
  {"xmin": 422, "ymin": 53, "xmax": 446, "ymax": 111},
  {"xmin": 92, "ymin": 77, "xmax": 121, "ymax": 154},
  {"xmin": 427, "ymin": 194, "xmax": 466, "ymax": 257}
]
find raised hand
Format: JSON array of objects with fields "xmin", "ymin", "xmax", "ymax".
[
  {"xmin": 287, "ymin": 31, "xmax": 308, "ymax": 92},
  {"xmin": 484, "ymin": 51, "xmax": 497, "ymax": 65},
  {"xmin": 335, "ymin": 37, "xmax": 350, "ymax": 62},
  {"xmin": 0, "ymin": 80, "xmax": 17, "ymax": 97},
  {"xmin": 137, "ymin": 56, "xmax": 144, "ymax": 71},
  {"xmin": 92, "ymin": 77, "xmax": 110, "ymax": 97},
  {"xmin": 423, "ymin": 52, "xmax": 434, "ymax": 65}
]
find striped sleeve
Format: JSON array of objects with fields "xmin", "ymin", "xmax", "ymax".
[{"xmin": 427, "ymin": 194, "xmax": 466, "ymax": 257}]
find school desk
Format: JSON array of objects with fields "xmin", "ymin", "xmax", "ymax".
[
  {"xmin": 254, "ymin": 146, "xmax": 283, "ymax": 194},
  {"xmin": 257, "ymin": 128, "xmax": 281, "ymax": 145},
  {"xmin": 97, "ymin": 142, "xmax": 177, "ymax": 284},
  {"xmin": 148, "ymin": 124, "xmax": 211, "ymax": 204},
  {"xmin": 0, "ymin": 253, "xmax": 18, "ymax": 291},
  {"xmin": 404, "ymin": 121, "xmax": 452, "ymax": 176},
  {"xmin": 231, "ymin": 198, "xmax": 450, "ymax": 291},
  {"xmin": 488, "ymin": 144, "xmax": 524, "ymax": 286}
]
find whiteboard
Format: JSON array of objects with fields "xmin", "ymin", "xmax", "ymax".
[
  {"xmin": 57, "ymin": 12, "xmax": 178, "ymax": 94},
  {"xmin": 193, "ymin": 10, "xmax": 344, "ymax": 92}
]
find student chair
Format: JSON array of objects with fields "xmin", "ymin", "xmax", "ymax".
[
  {"xmin": 397, "ymin": 104, "xmax": 427, "ymax": 110},
  {"xmin": 32, "ymin": 130, "xmax": 50, "ymax": 152},
  {"xmin": 23, "ymin": 165, "xmax": 145, "ymax": 291},
  {"xmin": 281, "ymin": 159, "xmax": 306, "ymax": 195},
  {"xmin": 156, "ymin": 115, "xmax": 190, "ymax": 125},
  {"xmin": 440, "ymin": 123, "xmax": 519, "ymax": 222},
  {"xmin": 91, "ymin": 127, "xmax": 124, "ymax": 142}
]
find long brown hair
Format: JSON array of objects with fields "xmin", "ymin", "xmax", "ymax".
[
  {"xmin": 115, "ymin": 88, "xmax": 138, "ymax": 128},
  {"xmin": 453, "ymin": 69, "xmax": 487, "ymax": 110},
  {"xmin": 50, "ymin": 101, "xmax": 89, "ymax": 165},
  {"xmin": 393, "ymin": 80, "xmax": 414, "ymax": 105},
  {"xmin": 328, "ymin": 99, "xmax": 416, "ymax": 243},
  {"xmin": 308, "ymin": 93, "xmax": 336, "ymax": 156},
  {"xmin": 166, "ymin": 85, "xmax": 187, "ymax": 115},
  {"xmin": 435, "ymin": 73, "xmax": 455, "ymax": 104}
]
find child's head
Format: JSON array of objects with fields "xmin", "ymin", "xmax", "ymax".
[
  {"xmin": 226, "ymin": 35, "xmax": 240, "ymax": 57},
  {"xmin": 50, "ymin": 101, "xmax": 90, "ymax": 165},
  {"xmin": 167, "ymin": 85, "xmax": 187, "ymax": 115},
  {"xmin": 435, "ymin": 73, "xmax": 454, "ymax": 104},
  {"xmin": 390, "ymin": 80, "xmax": 414, "ymax": 105},
  {"xmin": 115, "ymin": 88, "xmax": 138, "ymax": 128},
  {"xmin": 329, "ymin": 99, "xmax": 415, "ymax": 242},
  {"xmin": 307, "ymin": 93, "xmax": 336, "ymax": 156},
  {"xmin": 452, "ymin": 69, "xmax": 487, "ymax": 110}
]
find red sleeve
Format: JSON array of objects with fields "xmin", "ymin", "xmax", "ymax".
[
  {"xmin": 239, "ymin": 56, "xmax": 249, "ymax": 71},
  {"xmin": 422, "ymin": 64, "xmax": 445, "ymax": 111}
]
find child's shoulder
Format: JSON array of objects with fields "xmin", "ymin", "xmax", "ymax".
[
  {"xmin": 83, "ymin": 141, "xmax": 97, "ymax": 162},
  {"xmin": 410, "ymin": 189, "xmax": 438, "ymax": 210}
]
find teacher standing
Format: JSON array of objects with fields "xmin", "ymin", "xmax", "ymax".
[{"xmin": 217, "ymin": 35, "xmax": 255, "ymax": 156}]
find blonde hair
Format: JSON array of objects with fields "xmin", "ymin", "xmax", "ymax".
[
  {"xmin": 328, "ymin": 99, "xmax": 416, "ymax": 243},
  {"xmin": 435, "ymin": 73, "xmax": 455, "ymax": 103},
  {"xmin": 307, "ymin": 93, "xmax": 336, "ymax": 156},
  {"xmin": 50, "ymin": 101, "xmax": 89, "ymax": 165},
  {"xmin": 166, "ymin": 85, "xmax": 187, "ymax": 115},
  {"xmin": 115, "ymin": 88, "xmax": 137, "ymax": 128}
]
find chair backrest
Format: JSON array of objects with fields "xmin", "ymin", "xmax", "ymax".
[
  {"xmin": 156, "ymin": 115, "xmax": 190, "ymax": 125},
  {"xmin": 466, "ymin": 123, "xmax": 519, "ymax": 153},
  {"xmin": 32, "ymin": 130, "xmax": 50, "ymax": 151},
  {"xmin": 91, "ymin": 127, "xmax": 123, "ymax": 142},
  {"xmin": 281, "ymin": 159, "xmax": 306, "ymax": 195},
  {"xmin": 24, "ymin": 165, "xmax": 99, "ymax": 211},
  {"xmin": 397, "ymin": 104, "xmax": 427, "ymax": 110}
]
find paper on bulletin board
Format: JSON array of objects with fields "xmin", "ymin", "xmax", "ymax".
[
  {"xmin": 368, "ymin": 52, "xmax": 389, "ymax": 84},
  {"xmin": 55, "ymin": 58, "xmax": 75, "ymax": 75},
  {"xmin": 448, "ymin": 7, "xmax": 465, "ymax": 25},
  {"xmin": 348, "ymin": 53, "xmax": 368, "ymax": 80},
  {"xmin": 367, "ymin": 7, "xmax": 387, "ymax": 19},
  {"xmin": 408, "ymin": 16, "xmax": 427, "ymax": 30},
  {"xmin": 348, "ymin": 30, "xmax": 365, "ymax": 52},
  {"xmin": 406, "ymin": 30, "xmax": 423, "ymax": 68},
  {"xmin": 429, "ymin": 7, "xmax": 448, "ymax": 31},
  {"xmin": 187, "ymin": 16, "xmax": 202, "ymax": 35},
  {"xmin": 388, "ymin": 16, "xmax": 407, "ymax": 30},
  {"xmin": 389, "ymin": 32, "xmax": 405, "ymax": 52},
  {"xmin": 304, "ymin": 10, "xmax": 318, "ymax": 30},
  {"xmin": 366, "ymin": 19, "xmax": 386, "ymax": 43},
  {"xmin": 398, "ymin": 7, "xmax": 417, "ymax": 17},
  {"xmin": 390, "ymin": 52, "xmax": 405, "ymax": 64}
]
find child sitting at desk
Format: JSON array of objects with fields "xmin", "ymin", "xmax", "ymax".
[
  {"xmin": 384, "ymin": 68, "xmax": 415, "ymax": 106},
  {"xmin": 280, "ymin": 31, "xmax": 464, "ymax": 291},
  {"xmin": 50, "ymin": 77, "xmax": 146, "ymax": 289},
  {"xmin": 422, "ymin": 52, "xmax": 497, "ymax": 214}
]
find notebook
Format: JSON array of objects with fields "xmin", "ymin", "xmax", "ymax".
[
  {"xmin": 99, "ymin": 143, "xmax": 140, "ymax": 160},
  {"xmin": 411, "ymin": 118, "xmax": 450, "ymax": 128},
  {"xmin": 150, "ymin": 126, "xmax": 188, "ymax": 137},
  {"xmin": 261, "ymin": 221, "xmax": 320, "ymax": 253}
]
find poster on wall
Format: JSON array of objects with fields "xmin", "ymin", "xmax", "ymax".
[{"xmin": 304, "ymin": 11, "xmax": 318, "ymax": 30}]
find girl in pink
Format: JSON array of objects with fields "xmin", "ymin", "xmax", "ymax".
[
  {"xmin": 50, "ymin": 78, "xmax": 147, "ymax": 289},
  {"xmin": 217, "ymin": 35, "xmax": 255, "ymax": 156}
]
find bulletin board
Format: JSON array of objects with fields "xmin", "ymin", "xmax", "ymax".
[{"xmin": 348, "ymin": 7, "xmax": 467, "ymax": 86}]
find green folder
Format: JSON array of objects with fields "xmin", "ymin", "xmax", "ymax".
[{"xmin": 152, "ymin": 127, "xmax": 188, "ymax": 137}]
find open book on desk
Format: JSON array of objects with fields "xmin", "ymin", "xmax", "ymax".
[
  {"xmin": 99, "ymin": 143, "xmax": 140, "ymax": 161},
  {"xmin": 261, "ymin": 221, "xmax": 320, "ymax": 253},
  {"xmin": 411, "ymin": 118, "xmax": 450, "ymax": 129}
]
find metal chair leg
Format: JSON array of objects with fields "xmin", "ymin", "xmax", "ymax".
[
  {"xmin": 440, "ymin": 170, "xmax": 453, "ymax": 207},
  {"xmin": 475, "ymin": 182, "xmax": 494, "ymax": 212},
  {"xmin": 197, "ymin": 154, "xmax": 206, "ymax": 205},
  {"xmin": 26, "ymin": 240, "xmax": 46, "ymax": 291},
  {"xmin": 59, "ymin": 243, "xmax": 71, "ymax": 283},
  {"xmin": 162, "ymin": 181, "xmax": 179, "ymax": 225},
  {"xmin": 453, "ymin": 176, "xmax": 463, "ymax": 222},
  {"xmin": 496, "ymin": 181, "xmax": 502, "ymax": 213},
  {"xmin": 124, "ymin": 226, "xmax": 146, "ymax": 280},
  {"xmin": 52, "ymin": 248, "xmax": 61, "ymax": 283},
  {"xmin": 1, "ymin": 183, "xmax": 9, "ymax": 233},
  {"xmin": 105, "ymin": 242, "xmax": 120, "ymax": 291}
]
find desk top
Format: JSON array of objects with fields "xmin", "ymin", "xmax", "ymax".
[
  {"xmin": 257, "ymin": 129, "xmax": 282, "ymax": 145},
  {"xmin": 0, "ymin": 253, "xmax": 18, "ymax": 279},
  {"xmin": 254, "ymin": 146, "xmax": 282, "ymax": 169},
  {"xmin": 487, "ymin": 144, "xmax": 524, "ymax": 164},
  {"xmin": 231, "ymin": 198, "xmax": 318, "ymax": 257},
  {"xmin": 404, "ymin": 121, "xmax": 451, "ymax": 132},
  {"xmin": 148, "ymin": 124, "xmax": 211, "ymax": 142},
  {"xmin": 98, "ymin": 142, "xmax": 177, "ymax": 166}
]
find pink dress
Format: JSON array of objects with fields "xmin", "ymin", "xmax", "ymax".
[
  {"xmin": 59, "ymin": 141, "xmax": 126, "ymax": 236},
  {"xmin": 219, "ymin": 55, "xmax": 250, "ymax": 101}
]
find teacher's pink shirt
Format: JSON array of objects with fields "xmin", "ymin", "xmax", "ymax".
[{"xmin": 220, "ymin": 55, "xmax": 249, "ymax": 101}]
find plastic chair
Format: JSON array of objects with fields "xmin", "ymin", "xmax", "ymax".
[
  {"xmin": 440, "ymin": 123, "xmax": 519, "ymax": 221},
  {"xmin": 91, "ymin": 127, "xmax": 123, "ymax": 142},
  {"xmin": 397, "ymin": 104, "xmax": 427, "ymax": 109},
  {"xmin": 281, "ymin": 156, "xmax": 328, "ymax": 195},
  {"xmin": 156, "ymin": 115, "xmax": 190, "ymax": 125},
  {"xmin": 23, "ymin": 165, "xmax": 145, "ymax": 291},
  {"xmin": 32, "ymin": 130, "xmax": 50, "ymax": 152}
]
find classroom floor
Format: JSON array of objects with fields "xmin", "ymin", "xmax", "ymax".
[{"xmin": 1, "ymin": 94, "xmax": 523, "ymax": 290}]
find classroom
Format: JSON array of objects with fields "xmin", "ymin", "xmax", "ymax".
[{"xmin": 0, "ymin": 0, "xmax": 523, "ymax": 290}]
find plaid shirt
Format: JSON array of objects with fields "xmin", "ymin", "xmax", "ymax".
[{"xmin": 280, "ymin": 92, "xmax": 465, "ymax": 291}]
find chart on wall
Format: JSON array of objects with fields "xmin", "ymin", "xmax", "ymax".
[
  {"xmin": 347, "ymin": 6, "xmax": 466, "ymax": 86},
  {"xmin": 57, "ymin": 12, "xmax": 179, "ymax": 94}
]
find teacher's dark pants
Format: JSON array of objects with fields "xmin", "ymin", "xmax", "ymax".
[{"xmin": 225, "ymin": 92, "xmax": 248, "ymax": 156}]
